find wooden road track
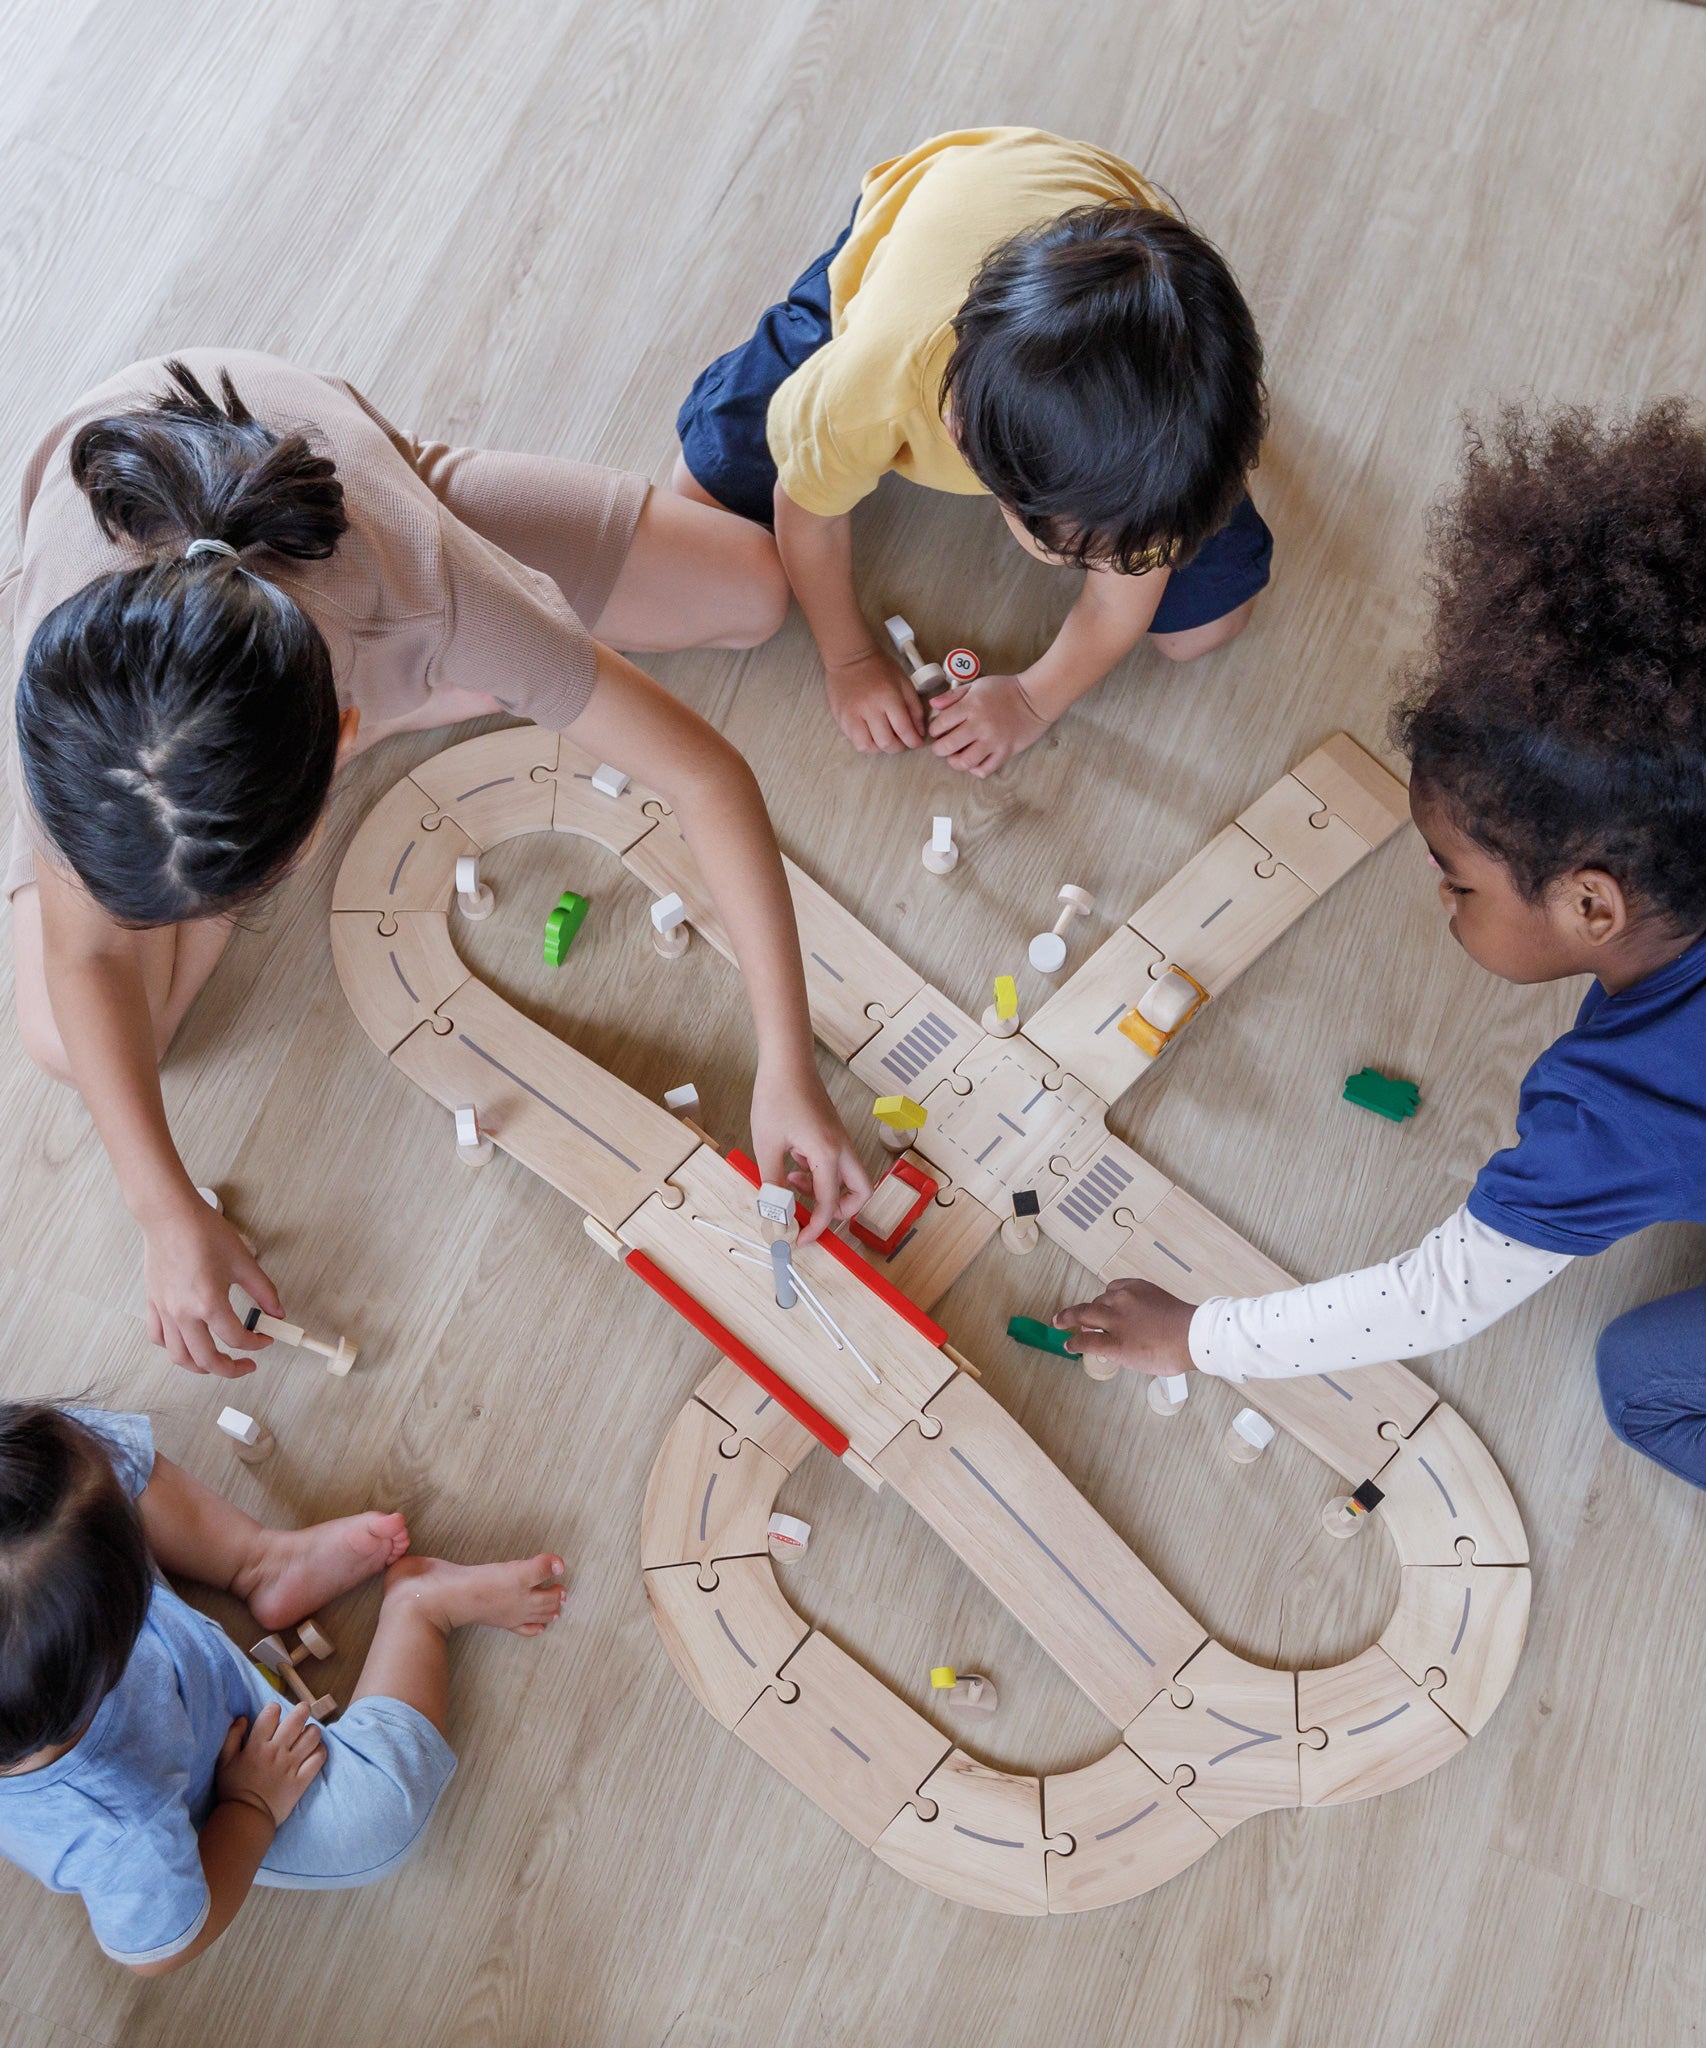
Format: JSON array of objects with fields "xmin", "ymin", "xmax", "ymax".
[
  {"xmin": 331, "ymin": 724, "xmax": 1528, "ymax": 1915},
  {"xmin": 4, "ymin": 3, "xmax": 1705, "ymax": 2036}
]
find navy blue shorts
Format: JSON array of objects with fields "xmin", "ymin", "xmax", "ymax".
[
  {"xmin": 677, "ymin": 209, "xmax": 860, "ymax": 527},
  {"xmin": 677, "ymin": 210, "xmax": 1273, "ymax": 635}
]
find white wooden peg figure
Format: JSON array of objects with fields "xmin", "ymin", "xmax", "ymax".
[
  {"xmin": 1226, "ymin": 1407, "xmax": 1276, "ymax": 1462},
  {"xmin": 216, "ymin": 1406, "xmax": 274, "ymax": 1464},
  {"xmin": 455, "ymin": 1103, "xmax": 494, "ymax": 1168},
  {"xmin": 651, "ymin": 892, "xmax": 689, "ymax": 959},
  {"xmin": 454, "ymin": 853, "xmax": 494, "ymax": 921},
  {"xmin": 922, "ymin": 815, "xmax": 958, "ymax": 875},
  {"xmin": 884, "ymin": 613, "xmax": 948, "ymax": 700},
  {"xmin": 1027, "ymin": 885, "xmax": 1094, "ymax": 974},
  {"xmin": 1147, "ymin": 1372, "xmax": 1189, "ymax": 1417}
]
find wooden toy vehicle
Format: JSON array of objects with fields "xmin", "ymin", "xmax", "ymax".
[
  {"xmin": 850, "ymin": 1157, "xmax": 939, "ymax": 1257},
  {"xmin": 249, "ymin": 1618, "xmax": 337, "ymax": 1719},
  {"xmin": 332, "ymin": 724, "xmax": 1529, "ymax": 1916},
  {"xmin": 1118, "ymin": 965, "xmax": 1208, "ymax": 1057}
]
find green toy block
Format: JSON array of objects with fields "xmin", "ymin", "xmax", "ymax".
[
  {"xmin": 543, "ymin": 890, "xmax": 590, "ymax": 968},
  {"xmin": 1007, "ymin": 1314, "xmax": 1081, "ymax": 1359},
  {"xmin": 1343, "ymin": 1066, "xmax": 1420, "ymax": 1122}
]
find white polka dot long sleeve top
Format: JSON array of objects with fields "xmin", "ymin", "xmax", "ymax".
[{"xmin": 1187, "ymin": 1204, "xmax": 1571, "ymax": 1381}]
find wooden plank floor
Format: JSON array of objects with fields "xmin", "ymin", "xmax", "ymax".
[{"xmin": 3, "ymin": 1, "xmax": 1705, "ymax": 2041}]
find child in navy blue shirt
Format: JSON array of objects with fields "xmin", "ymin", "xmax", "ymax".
[
  {"xmin": 1055, "ymin": 401, "xmax": 1706, "ymax": 1488},
  {"xmin": 0, "ymin": 1404, "xmax": 565, "ymax": 1970}
]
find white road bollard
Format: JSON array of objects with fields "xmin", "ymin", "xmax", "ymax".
[
  {"xmin": 922, "ymin": 814, "xmax": 959, "ymax": 876},
  {"xmin": 455, "ymin": 854, "xmax": 494, "ymax": 921},
  {"xmin": 456, "ymin": 1103, "xmax": 494, "ymax": 1167},
  {"xmin": 651, "ymin": 893, "xmax": 689, "ymax": 959},
  {"xmin": 1225, "ymin": 1407, "xmax": 1277, "ymax": 1462},
  {"xmin": 216, "ymin": 1407, "xmax": 274, "ymax": 1464},
  {"xmin": 1147, "ymin": 1373, "xmax": 1189, "ymax": 1417}
]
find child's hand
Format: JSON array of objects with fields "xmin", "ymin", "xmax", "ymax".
[
  {"xmin": 215, "ymin": 1704, "xmax": 325, "ymax": 1829},
  {"xmin": 1052, "ymin": 1278, "xmax": 1197, "ymax": 1375},
  {"xmin": 927, "ymin": 675, "xmax": 1049, "ymax": 776},
  {"xmin": 751, "ymin": 1058, "xmax": 871, "ymax": 1247},
  {"xmin": 142, "ymin": 1192, "xmax": 285, "ymax": 1377},
  {"xmin": 824, "ymin": 649, "xmax": 926, "ymax": 755}
]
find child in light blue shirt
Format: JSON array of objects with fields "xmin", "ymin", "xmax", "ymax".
[{"xmin": 0, "ymin": 1405, "xmax": 566, "ymax": 1971}]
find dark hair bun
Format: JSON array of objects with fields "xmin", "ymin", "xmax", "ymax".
[
  {"xmin": 17, "ymin": 361, "xmax": 345, "ymax": 925},
  {"xmin": 70, "ymin": 358, "xmax": 346, "ymax": 561}
]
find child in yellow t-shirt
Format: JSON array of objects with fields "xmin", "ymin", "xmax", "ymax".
[{"xmin": 674, "ymin": 128, "xmax": 1270, "ymax": 773}]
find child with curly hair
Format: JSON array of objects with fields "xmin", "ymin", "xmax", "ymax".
[{"xmin": 1056, "ymin": 401, "xmax": 1706, "ymax": 1488}]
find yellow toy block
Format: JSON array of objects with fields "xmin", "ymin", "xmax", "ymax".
[
  {"xmin": 993, "ymin": 975, "xmax": 1018, "ymax": 1022},
  {"xmin": 873, "ymin": 1095, "xmax": 928, "ymax": 1132}
]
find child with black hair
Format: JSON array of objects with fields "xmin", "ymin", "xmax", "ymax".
[
  {"xmin": 0, "ymin": 1401, "xmax": 564, "ymax": 1970},
  {"xmin": 4, "ymin": 352, "xmax": 869, "ymax": 1377},
  {"xmin": 1055, "ymin": 402, "xmax": 1706, "ymax": 1490},
  {"xmin": 674, "ymin": 127, "xmax": 1269, "ymax": 773}
]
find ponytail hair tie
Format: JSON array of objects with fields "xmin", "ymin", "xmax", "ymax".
[{"xmin": 183, "ymin": 537, "xmax": 239, "ymax": 563}]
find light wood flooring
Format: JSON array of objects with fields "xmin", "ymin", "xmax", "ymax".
[{"xmin": 3, "ymin": 1, "xmax": 1706, "ymax": 2041}]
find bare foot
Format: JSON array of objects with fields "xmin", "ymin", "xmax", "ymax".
[
  {"xmin": 381, "ymin": 1553, "xmax": 567, "ymax": 1637},
  {"xmin": 239, "ymin": 1512, "xmax": 412, "ymax": 1630}
]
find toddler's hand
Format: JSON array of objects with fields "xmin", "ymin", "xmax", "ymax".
[
  {"xmin": 215, "ymin": 1703, "xmax": 325, "ymax": 1829},
  {"xmin": 1052, "ymin": 1278, "xmax": 1196, "ymax": 1375},
  {"xmin": 824, "ymin": 649, "xmax": 926, "ymax": 755},
  {"xmin": 927, "ymin": 675, "xmax": 1049, "ymax": 776},
  {"xmin": 750, "ymin": 1059, "xmax": 871, "ymax": 1247}
]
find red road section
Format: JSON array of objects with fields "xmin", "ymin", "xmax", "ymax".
[{"xmin": 622, "ymin": 1246, "xmax": 850, "ymax": 1458}]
